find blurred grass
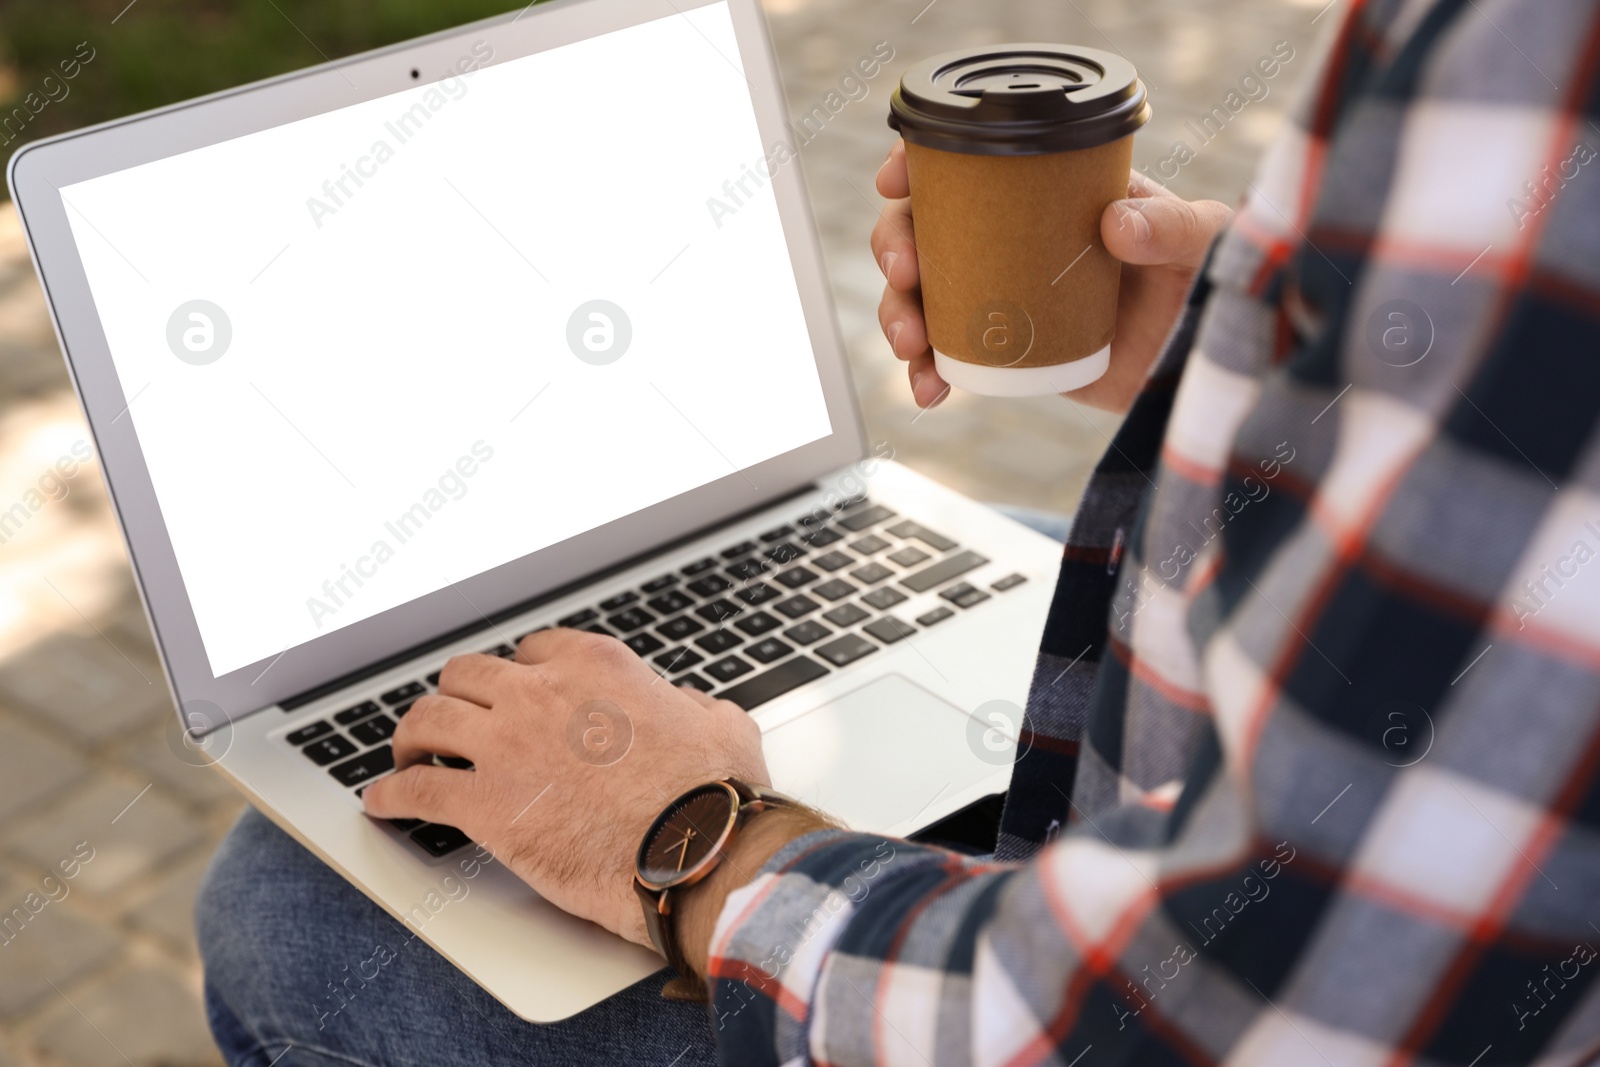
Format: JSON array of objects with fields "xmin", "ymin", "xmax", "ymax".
[{"xmin": 0, "ymin": 0, "xmax": 538, "ymax": 194}]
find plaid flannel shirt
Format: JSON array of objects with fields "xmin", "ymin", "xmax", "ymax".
[{"xmin": 706, "ymin": 0, "xmax": 1600, "ymax": 1063}]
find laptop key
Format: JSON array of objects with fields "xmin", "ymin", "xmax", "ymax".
[
  {"xmin": 695, "ymin": 630, "xmax": 743, "ymax": 654},
  {"xmin": 381, "ymin": 682, "xmax": 425, "ymax": 706},
  {"xmin": 822, "ymin": 603, "xmax": 871, "ymax": 628},
  {"xmin": 624, "ymin": 632, "xmax": 666, "ymax": 656},
  {"xmin": 864, "ymin": 617, "xmax": 916, "ymax": 645},
  {"xmin": 885, "ymin": 520, "xmax": 958, "ymax": 553},
  {"xmin": 782, "ymin": 620, "xmax": 831, "ymax": 646},
  {"xmin": 901, "ymin": 551, "xmax": 989, "ymax": 594},
  {"xmin": 721, "ymin": 540, "xmax": 760, "ymax": 560},
  {"xmin": 837, "ymin": 504, "xmax": 896, "ymax": 532},
  {"xmin": 696, "ymin": 599, "xmax": 742, "ymax": 624},
  {"xmin": 349, "ymin": 714, "xmax": 396, "ymax": 746},
  {"xmin": 802, "ymin": 527, "xmax": 844, "ymax": 547},
  {"xmin": 849, "ymin": 535, "xmax": 892, "ymax": 556},
  {"xmin": 746, "ymin": 638, "xmax": 793, "ymax": 665},
  {"xmin": 600, "ymin": 591, "xmax": 638, "ymax": 611},
  {"xmin": 774, "ymin": 594, "xmax": 821, "ymax": 619},
  {"xmin": 734, "ymin": 611, "xmax": 781, "ymax": 636},
  {"xmin": 557, "ymin": 608, "xmax": 600, "ymax": 628},
  {"xmin": 813, "ymin": 578, "xmax": 857, "ymax": 601},
  {"xmin": 916, "ymin": 606, "xmax": 956, "ymax": 627},
  {"xmin": 815, "ymin": 634, "xmax": 878, "ymax": 667},
  {"xmin": 939, "ymin": 582, "xmax": 992, "ymax": 608},
  {"xmin": 765, "ymin": 542, "xmax": 805, "ymax": 565},
  {"xmin": 647, "ymin": 590, "xmax": 694, "ymax": 615},
  {"xmin": 410, "ymin": 823, "xmax": 472, "ymax": 857},
  {"xmin": 303, "ymin": 735, "xmax": 358, "ymax": 766},
  {"xmin": 888, "ymin": 546, "xmax": 931, "ymax": 568},
  {"xmin": 286, "ymin": 720, "xmax": 333, "ymax": 745},
  {"xmin": 862, "ymin": 587, "xmax": 909, "ymax": 611},
  {"xmin": 718, "ymin": 655, "xmax": 829, "ymax": 711},
  {"xmin": 993, "ymin": 573, "xmax": 1028, "ymax": 592},
  {"xmin": 486, "ymin": 644, "xmax": 515, "ymax": 658},
  {"xmin": 687, "ymin": 574, "xmax": 733, "ymax": 597},
  {"xmin": 735, "ymin": 582, "xmax": 782, "ymax": 606},
  {"xmin": 760, "ymin": 524, "xmax": 796, "ymax": 542},
  {"xmin": 727, "ymin": 559, "xmax": 769, "ymax": 582},
  {"xmin": 654, "ymin": 647, "xmax": 705, "ymax": 672},
  {"xmin": 606, "ymin": 607, "xmax": 656, "ymax": 633},
  {"xmin": 641, "ymin": 573, "xmax": 679, "ymax": 593},
  {"xmin": 774, "ymin": 567, "xmax": 819, "ymax": 589},
  {"xmin": 705, "ymin": 656, "xmax": 754, "ymax": 683},
  {"xmin": 676, "ymin": 672, "xmax": 715, "ymax": 693},
  {"xmin": 329, "ymin": 744, "xmax": 393, "ymax": 787},
  {"xmin": 387, "ymin": 818, "xmax": 425, "ymax": 832},
  {"xmin": 392, "ymin": 701, "xmax": 416, "ymax": 719},
  {"xmin": 850, "ymin": 563, "xmax": 895, "ymax": 586},
  {"xmin": 658, "ymin": 615, "xmax": 705, "ymax": 640},
  {"xmin": 813, "ymin": 551, "xmax": 854, "ymax": 572},
  {"xmin": 583, "ymin": 624, "xmax": 615, "ymax": 638},
  {"xmin": 426, "ymin": 670, "xmax": 442, "ymax": 687},
  {"xmin": 682, "ymin": 557, "xmax": 719, "ymax": 576}
]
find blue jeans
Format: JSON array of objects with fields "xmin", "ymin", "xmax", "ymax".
[{"xmin": 196, "ymin": 506, "xmax": 1065, "ymax": 1065}]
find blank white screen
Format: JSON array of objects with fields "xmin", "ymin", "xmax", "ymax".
[{"xmin": 62, "ymin": 2, "xmax": 831, "ymax": 676}]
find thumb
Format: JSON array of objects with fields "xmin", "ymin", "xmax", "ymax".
[{"xmin": 1101, "ymin": 194, "xmax": 1232, "ymax": 269}]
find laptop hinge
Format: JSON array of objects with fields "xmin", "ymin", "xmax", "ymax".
[{"xmin": 279, "ymin": 483, "xmax": 817, "ymax": 710}]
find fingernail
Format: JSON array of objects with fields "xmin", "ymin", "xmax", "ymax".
[
  {"xmin": 911, "ymin": 372, "xmax": 925, "ymax": 396},
  {"xmin": 887, "ymin": 321, "xmax": 903, "ymax": 350},
  {"xmin": 881, "ymin": 251, "xmax": 898, "ymax": 279},
  {"xmin": 1124, "ymin": 202, "xmax": 1152, "ymax": 244}
]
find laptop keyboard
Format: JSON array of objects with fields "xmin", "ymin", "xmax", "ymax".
[{"xmin": 278, "ymin": 497, "xmax": 1028, "ymax": 858}]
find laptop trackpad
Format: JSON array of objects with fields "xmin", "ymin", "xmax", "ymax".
[{"xmin": 761, "ymin": 674, "xmax": 987, "ymax": 834}]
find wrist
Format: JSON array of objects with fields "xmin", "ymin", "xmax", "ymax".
[{"xmin": 675, "ymin": 803, "xmax": 834, "ymax": 981}]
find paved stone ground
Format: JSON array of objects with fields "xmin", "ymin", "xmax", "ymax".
[{"xmin": 0, "ymin": 0, "xmax": 1328, "ymax": 1062}]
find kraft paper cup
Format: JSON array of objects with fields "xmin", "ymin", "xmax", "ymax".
[{"xmin": 889, "ymin": 45, "xmax": 1151, "ymax": 397}]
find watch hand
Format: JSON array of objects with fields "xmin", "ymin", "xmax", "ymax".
[{"xmin": 667, "ymin": 828, "xmax": 698, "ymax": 871}]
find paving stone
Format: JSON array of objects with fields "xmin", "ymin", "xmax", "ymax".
[
  {"xmin": 0, "ymin": 895, "xmax": 121, "ymax": 1020},
  {"xmin": 0, "ymin": 713, "xmax": 91, "ymax": 823},
  {"xmin": 125, "ymin": 849, "xmax": 213, "ymax": 955},
  {"xmin": 2, "ymin": 780, "xmax": 205, "ymax": 899},
  {"xmin": 31, "ymin": 965, "xmax": 221, "ymax": 1067},
  {"xmin": 0, "ymin": 632, "xmax": 170, "ymax": 746},
  {"xmin": 115, "ymin": 725, "xmax": 242, "ymax": 810}
]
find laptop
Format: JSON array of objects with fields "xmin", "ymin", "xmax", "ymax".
[{"xmin": 7, "ymin": 0, "xmax": 1060, "ymax": 1022}]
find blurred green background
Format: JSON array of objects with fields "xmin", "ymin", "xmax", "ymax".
[{"xmin": 0, "ymin": 0, "xmax": 540, "ymax": 193}]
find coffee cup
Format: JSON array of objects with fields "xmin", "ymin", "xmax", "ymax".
[{"xmin": 888, "ymin": 45, "xmax": 1151, "ymax": 396}]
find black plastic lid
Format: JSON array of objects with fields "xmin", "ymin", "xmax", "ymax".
[{"xmin": 888, "ymin": 44, "xmax": 1151, "ymax": 156}]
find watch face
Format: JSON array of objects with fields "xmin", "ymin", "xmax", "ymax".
[{"xmin": 638, "ymin": 783, "xmax": 739, "ymax": 889}]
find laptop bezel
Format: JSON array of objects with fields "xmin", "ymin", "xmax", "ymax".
[{"xmin": 6, "ymin": 0, "xmax": 868, "ymax": 725}]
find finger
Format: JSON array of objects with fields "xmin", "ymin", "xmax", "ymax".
[
  {"xmin": 875, "ymin": 140, "xmax": 909, "ymax": 199},
  {"xmin": 515, "ymin": 626, "xmax": 589, "ymax": 665},
  {"xmin": 908, "ymin": 352, "xmax": 949, "ymax": 409},
  {"xmin": 1101, "ymin": 194, "xmax": 1233, "ymax": 269},
  {"xmin": 1126, "ymin": 169, "xmax": 1177, "ymax": 200},
  {"xmin": 870, "ymin": 198, "xmax": 921, "ymax": 292},
  {"xmin": 878, "ymin": 284, "xmax": 930, "ymax": 361},
  {"xmin": 362, "ymin": 764, "xmax": 476, "ymax": 824},
  {"xmin": 391, "ymin": 694, "xmax": 489, "ymax": 771},
  {"xmin": 437, "ymin": 651, "xmax": 517, "ymax": 705}
]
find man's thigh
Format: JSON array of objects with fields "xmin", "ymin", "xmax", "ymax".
[{"xmin": 196, "ymin": 807, "xmax": 718, "ymax": 1067}]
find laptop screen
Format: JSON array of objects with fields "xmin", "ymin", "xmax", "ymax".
[{"xmin": 58, "ymin": 1, "xmax": 833, "ymax": 678}]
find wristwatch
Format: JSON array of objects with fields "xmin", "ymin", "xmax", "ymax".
[{"xmin": 634, "ymin": 778, "xmax": 793, "ymax": 999}]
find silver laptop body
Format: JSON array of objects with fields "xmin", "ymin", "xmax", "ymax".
[{"xmin": 8, "ymin": 0, "xmax": 1060, "ymax": 1021}]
